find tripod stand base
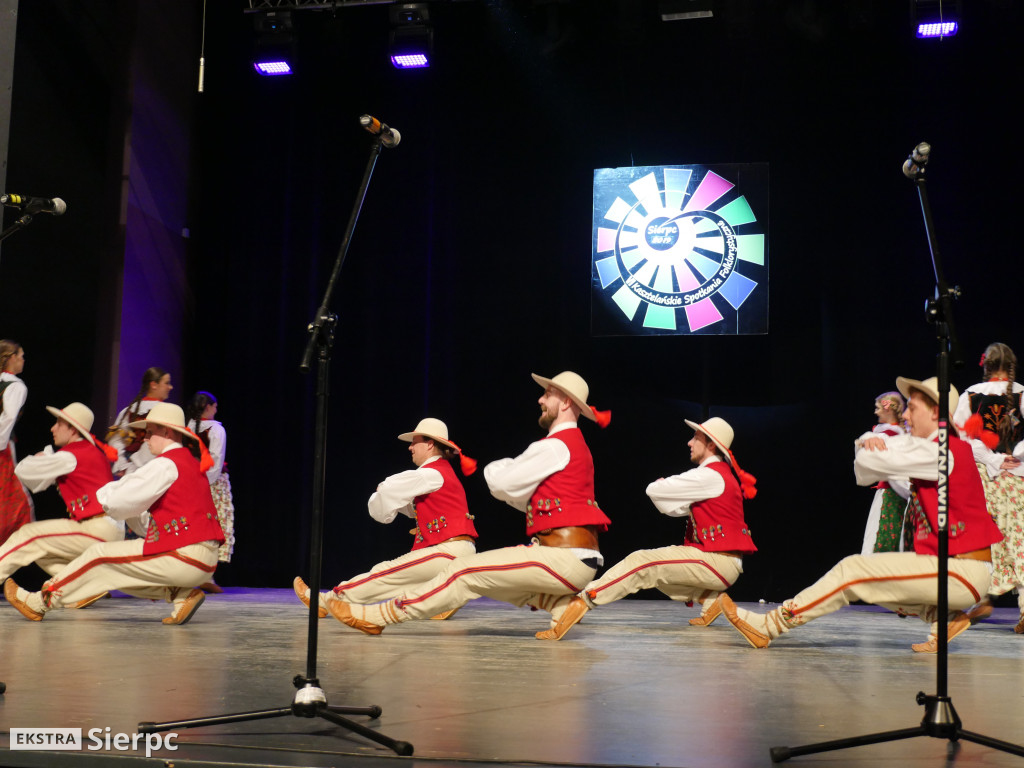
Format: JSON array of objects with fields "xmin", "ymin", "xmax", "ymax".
[
  {"xmin": 138, "ymin": 681, "xmax": 412, "ymax": 756},
  {"xmin": 771, "ymin": 693, "xmax": 1024, "ymax": 762}
]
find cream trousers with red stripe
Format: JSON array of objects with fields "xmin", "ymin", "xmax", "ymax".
[
  {"xmin": 334, "ymin": 539, "xmax": 476, "ymax": 604},
  {"xmin": 584, "ymin": 545, "xmax": 743, "ymax": 606},
  {"xmin": 358, "ymin": 543, "xmax": 597, "ymax": 625},
  {"xmin": 34, "ymin": 538, "xmax": 220, "ymax": 612},
  {"xmin": 0, "ymin": 516, "xmax": 124, "ymax": 582},
  {"xmin": 783, "ymin": 552, "xmax": 992, "ymax": 627}
]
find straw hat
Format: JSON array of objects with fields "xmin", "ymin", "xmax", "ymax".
[
  {"xmin": 45, "ymin": 402, "xmax": 97, "ymax": 446},
  {"xmin": 397, "ymin": 418, "xmax": 458, "ymax": 451},
  {"xmin": 684, "ymin": 417, "xmax": 735, "ymax": 463},
  {"xmin": 895, "ymin": 376, "xmax": 959, "ymax": 415},
  {"xmin": 127, "ymin": 402, "xmax": 192, "ymax": 439},
  {"xmin": 531, "ymin": 371, "xmax": 597, "ymax": 422}
]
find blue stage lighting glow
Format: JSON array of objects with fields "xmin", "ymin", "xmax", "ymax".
[
  {"xmin": 391, "ymin": 53, "xmax": 429, "ymax": 69},
  {"xmin": 253, "ymin": 60, "xmax": 293, "ymax": 75},
  {"xmin": 916, "ymin": 20, "xmax": 958, "ymax": 37}
]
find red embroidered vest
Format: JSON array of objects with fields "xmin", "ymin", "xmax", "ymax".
[
  {"xmin": 684, "ymin": 461, "xmax": 757, "ymax": 553},
  {"xmin": 910, "ymin": 436, "xmax": 1002, "ymax": 556},
  {"xmin": 526, "ymin": 428, "xmax": 611, "ymax": 536},
  {"xmin": 143, "ymin": 447, "xmax": 225, "ymax": 555},
  {"xmin": 412, "ymin": 458, "xmax": 478, "ymax": 550},
  {"xmin": 58, "ymin": 439, "xmax": 115, "ymax": 521}
]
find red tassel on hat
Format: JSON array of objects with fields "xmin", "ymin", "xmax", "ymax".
[
  {"xmin": 459, "ymin": 453, "xmax": 478, "ymax": 476},
  {"xmin": 737, "ymin": 468, "xmax": 758, "ymax": 500},
  {"xmin": 95, "ymin": 437, "xmax": 118, "ymax": 463},
  {"xmin": 591, "ymin": 406, "xmax": 612, "ymax": 428},
  {"xmin": 197, "ymin": 440, "xmax": 214, "ymax": 473},
  {"xmin": 182, "ymin": 426, "xmax": 214, "ymax": 473},
  {"xmin": 728, "ymin": 448, "xmax": 758, "ymax": 500},
  {"xmin": 448, "ymin": 440, "xmax": 477, "ymax": 476}
]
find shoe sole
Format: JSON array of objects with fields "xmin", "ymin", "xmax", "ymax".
[
  {"xmin": 689, "ymin": 596, "xmax": 724, "ymax": 627},
  {"xmin": 293, "ymin": 577, "xmax": 328, "ymax": 618},
  {"xmin": 720, "ymin": 595, "xmax": 770, "ymax": 648},
  {"xmin": 165, "ymin": 592, "xmax": 205, "ymax": 625},
  {"xmin": 4, "ymin": 578, "xmax": 43, "ymax": 621}
]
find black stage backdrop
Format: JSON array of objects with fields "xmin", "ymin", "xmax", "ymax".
[{"xmin": 2, "ymin": 0, "xmax": 1022, "ymax": 601}]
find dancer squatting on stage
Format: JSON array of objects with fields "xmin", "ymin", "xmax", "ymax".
[
  {"xmin": 537, "ymin": 416, "xmax": 757, "ymax": 641},
  {"xmin": 294, "ymin": 417, "xmax": 478, "ymax": 618},
  {"xmin": 5, "ymin": 403, "xmax": 224, "ymax": 625},
  {"xmin": 722, "ymin": 376, "xmax": 1002, "ymax": 654},
  {"xmin": 326, "ymin": 371, "xmax": 612, "ymax": 635}
]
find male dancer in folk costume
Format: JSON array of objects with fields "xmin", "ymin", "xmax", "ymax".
[
  {"xmin": 723, "ymin": 376, "xmax": 1002, "ymax": 653},
  {"xmin": 4, "ymin": 403, "xmax": 224, "ymax": 625},
  {"xmin": 537, "ymin": 416, "xmax": 757, "ymax": 640},
  {"xmin": 294, "ymin": 417, "xmax": 478, "ymax": 618},
  {"xmin": 2, "ymin": 404, "xmax": 121, "ymax": 603},
  {"xmin": 326, "ymin": 371, "xmax": 612, "ymax": 635}
]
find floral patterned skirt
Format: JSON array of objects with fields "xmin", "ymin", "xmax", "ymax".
[
  {"xmin": 872, "ymin": 487, "xmax": 913, "ymax": 553},
  {"xmin": 977, "ymin": 465, "xmax": 1024, "ymax": 597},
  {"xmin": 211, "ymin": 473, "xmax": 235, "ymax": 563}
]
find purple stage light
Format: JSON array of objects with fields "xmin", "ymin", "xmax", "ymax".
[
  {"xmin": 253, "ymin": 60, "xmax": 293, "ymax": 75},
  {"xmin": 391, "ymin": 53, "xmax": 429, "ymax": 69},
  {"xmin": 916, "ymin": 20, "xmax": 958, "ymax": 37}
]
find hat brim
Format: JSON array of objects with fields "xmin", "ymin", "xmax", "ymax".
[
  {"xmin": 896, "ymin": 377, "xmax": 930, "ymax": 402},
  {"xmin": 126, "ymin": 417, "xmax": 193, "ymax": 440},
  {"xmin": 397, "ymin": 431, "xmax": 458, "ymax": 451},
  {"xmin": 896, "ymin": 376, "xmax": 959, "ymax": 417},
  {"xmin": 532, "ymin": 373, "xmax": 596, "ymax": 421},
  {"xmin": 684, "ymin": 419, "xmax": 732, "ymax": 463},
  {"xmin": 45, "ymin": 406, "xmax": 95, "ymax": 446}
]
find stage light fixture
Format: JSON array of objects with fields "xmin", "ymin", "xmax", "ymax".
[
  {"xmin": 912, "ymin": 0, "xmax": 960, "ymax": 38},
  {"xmin": 659, "ymin": 0, "xmax": 714, "ymax": 22},
  {"xmin": 389, "ymin": 3, "xmax": 433, "ymax": 69},
  {"xmin": 253, "ymin": 11, "xmax": 295, "ymax": 76}
]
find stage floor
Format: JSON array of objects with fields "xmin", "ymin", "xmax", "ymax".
[{"xmin": 2, "ymin": 588, "xmax": 1024, "ymax": 768}]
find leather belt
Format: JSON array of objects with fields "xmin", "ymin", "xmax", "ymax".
[
  {"xmin": 536, "ymin": 525, "xmax": 600, "ymax": 550},
  {"xmin": 954, "ymin": 548, "xmax": 992, "ymax": 562},
  {"xmin": 443, "ymin": 534, "xmax": 475, "ymax": 543}
]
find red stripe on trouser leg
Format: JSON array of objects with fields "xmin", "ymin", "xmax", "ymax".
[
  {"xmin": 333, "ymin": 540, "xmax": 475, "ymax": 604},
  {"xmin": 584, "ymin": 546, "xmax": 741, "ymax": 606},
  {"xmin": 783, "ymin": 553, "xmax": 988, "ymax": 625},
  {"xmin": 379, "ymin": 545, "xmax": 597, "ymax": 622},
  {"xmin": 41, "ymin": 539, "xmax": 219, "ymax": 609}
]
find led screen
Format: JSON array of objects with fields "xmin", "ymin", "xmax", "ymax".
[{"xmin": 592, "ymin": 163, "xmax": 768, "ymax": 336}]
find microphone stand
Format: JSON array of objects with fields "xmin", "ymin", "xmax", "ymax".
[
  {"xmin": 770, "ymin": 147, "xmax": 1024, "ymax": 762},
  {"xmin": 0, "ymin": 213, "xmax": 36, "ymax": 244},
  {"xmin": 138, "ymin": 132, "xmax": 413, "ymax": 756}
]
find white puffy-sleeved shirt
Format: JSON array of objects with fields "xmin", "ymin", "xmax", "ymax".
[
  {"xmin": 188, "ymin": 418, "xmax": 227, "ymax": 484},
  {"xmin": 952, "ymin": 380, "xmax": 1024, "ymax": 479},
  {"xmin": 483, "ymin": 422, "xmax": 576, "ymax": 513},
  {"xmin": 367, "ymin": 455, "xmax": 445, "ymax": 524},
  {"xmin": 14, "ymin": 445, "xmax": 77, "ymax": 491},
  {"xmin": 854, "ymin": 430, "xmax": 949, "ymax": 486},
  {"xmin": 0, "ymin": 372, "xmax": 27, "ymax": 451},
  {"xmin": 97, "ymin": 441, "xmax": 186, "ymax": 536},
  {"xmin": 646, "ymin": 456, "xmax": 727, "ymax": 518}
]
